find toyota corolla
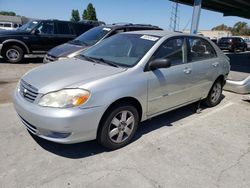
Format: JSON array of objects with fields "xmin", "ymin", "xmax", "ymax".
[{"xmin": 13, "ymin": 30, "xmax": 230, "ymax": 149}]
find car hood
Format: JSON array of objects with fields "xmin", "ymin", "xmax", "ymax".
[
  {"xmin": 22, "ymin": 58, "xmax": 126, "ymax": 94},
  {"xmin": 48, "ymin": 43, "xmax": 87, "ymax": 58},
  {"xmin": 0, "ymin": 29, "xmax": 29, "ymax": 36}
]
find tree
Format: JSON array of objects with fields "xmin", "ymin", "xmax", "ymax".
[
  {"xmin": 0, "ymin": 11, "xmax": 16, "ymax": 16},
  {"xmin": 212, "ymin": 22, "xmax": 250, "ymax": 36},
  {"xmin": 82, "ymin": 3, "xmax": 98, "ymax": 21},
  {"xmin": 232, "ymin": 22, "xmax": 249, "ymax": 35},
  {"xmin": 82, "ymin": 10, "xmax": 88, "ymax": 20},
  {"xmin": 212, "ymin": 24, "xmax": 229, "ymax": 31},
  {"xmin": 70, "ymin": 9, "xmax": 80, "ymax": 22}
]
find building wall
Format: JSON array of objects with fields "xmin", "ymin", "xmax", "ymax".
[
  {"xmin": 0, "ymin": 15, "xmax": 29, "ymax": 24},
  {"xmin": 182, "ymin": 30, "xmax": 232, "ymax": 39}
]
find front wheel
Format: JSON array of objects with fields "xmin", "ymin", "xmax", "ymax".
[
  {"xmin": 97, "ymin": 104, "xmax": 139, "ymax": 150},
  {"xmin": 3, "ymin": 45, "xmax": 24, "ymax": 63},
  {"xmin": 204, "ymin": 80, "xmax": 223, "ymax": 107}
]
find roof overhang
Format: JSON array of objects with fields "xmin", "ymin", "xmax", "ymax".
[{"xmin": 171, "ymin": 0, "xmax": 250, "ymax": 19}]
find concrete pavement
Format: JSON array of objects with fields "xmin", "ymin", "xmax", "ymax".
[{"xmin": 0, "ymin": 91, "xmax": 249, "ymax": 188}]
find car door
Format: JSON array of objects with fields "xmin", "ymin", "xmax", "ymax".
[
  {"xmin": 147, "ymin": 37, "xmax": 194, "ymax": 116},
  {"xmin": 186, "ymin": 37, "xmax": 219, "ymax": 100},
  {"xmin": 54, "ymin": 21, "xmax": 77, "ymax": 46},
  {"xmin": 29, "ymin": 21, "xmax": 56, "ymax": 52}
]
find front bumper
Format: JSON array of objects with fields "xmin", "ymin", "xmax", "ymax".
[
  {"xmin": 224, "ymin": 76, "xmax": 250, "ymax": 94},
  {"xmin": 13, "ymin": 88, "xmax": 106, "ymax": 144},
  {"xmin": 43, "ymin": 54, "xmax": 58, "ymax": 63},
  {"xmin": 218, "ymin": 46, "xmax": 232, "ymax": 50},
  {"xmin": 0, "ymin": 43, "xmax": 3, "ymax": 54}
]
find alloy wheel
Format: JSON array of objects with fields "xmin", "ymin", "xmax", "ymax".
[
  {"xmin": 211, "ymin": 82, "xmax": 222, "ymax": 103},
  {"xmin": 108, "ymin": 110, "xmax": 135, "ymax": 143},
  {"xmin": 6, "ymin": 49, "xmax": 20, "ymax": 61}
]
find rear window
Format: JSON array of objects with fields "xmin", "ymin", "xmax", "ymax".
[
  {"xmin": 219, "ymin": 38, "xmax": 232, "ymax": 42},
  {"xmin": 56, "ymin": 22, "xmax": 70, "ymax": 35},
  {"xmin": 3, "ymin": 23, "xmax": 11, "ymax": 27}
]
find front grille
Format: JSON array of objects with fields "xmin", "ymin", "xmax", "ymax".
[
  {"xmin": 19, "ymin": 79, "xmax": 38, "ymax": 103},
  {"xmin": 44, "ymin": 54, "xmax": 58, "ymax": 63},
  {"xmin": 19, "ymin": 115, "xmax": 37, "ymax": 134}
]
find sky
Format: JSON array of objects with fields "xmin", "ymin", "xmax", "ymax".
[{"xmin": 0, "ymin": 0, "xmax": 249, "ymax": 30}]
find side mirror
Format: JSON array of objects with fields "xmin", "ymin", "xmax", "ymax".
[
  {"xmin": 32, "ymin": 29, "xmax": 40, "ymax": 35},
  {"xmin": 147, "ymin": 58, "xmax": 171, "ymax": 71}
]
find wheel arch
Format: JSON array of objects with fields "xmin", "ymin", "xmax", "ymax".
[
  {"xmin": 97, "ymin": 96, "xmax": 143, "ymax": 137},
  {"xmin": 215, "ymin": 74, "xmax": 226, "ymax": 86},
  {"xmin": 2, "ymin": 39, "xmax": 30, "ymax": 55}
]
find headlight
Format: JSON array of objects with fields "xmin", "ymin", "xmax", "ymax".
[
  {"xmin": 38, "ymin": 89, "xmax": 90, "ymax": 108},
  {"xmin": 67, "ymin": 50, "xmax": 82, "ymax": 58}
]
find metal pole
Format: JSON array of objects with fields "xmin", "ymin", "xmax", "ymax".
[
  {"xmin": 173, "ymin": 3, "xmax": 179, "ymax": 31},
  {"xmin": 190, "ymin": 0, "xmax": 202, "ymax": 34}
]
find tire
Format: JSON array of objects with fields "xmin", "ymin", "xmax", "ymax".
[
  {"xmin": 204, "ymin": 79, "xmax": 223, "ymax": 107},
  {"xmin": 242, "ymin": 47, "xmax": 246, "ymax": 52},
  {"xmin": 3, "ymin": 45, "xmax": 24, "ymax": 63},
  {"xmin": 97, "ymin": 104, "xmax": 139, "ymax": 150}
]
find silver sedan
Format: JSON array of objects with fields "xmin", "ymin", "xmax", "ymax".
[{"xmin": 13, "ymin": 30, "xmax": 230, "ymax": 149}]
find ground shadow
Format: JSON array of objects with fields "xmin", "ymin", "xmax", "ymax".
[
  {"xmin": 31, "ymin": 96, "xmax": 226, "ymax": 159},
  {"xmin": 0, "ymin": 57, "xmax": 43, "ymax": 64}
]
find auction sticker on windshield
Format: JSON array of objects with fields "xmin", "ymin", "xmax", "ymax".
[{"xmin": 140, "ymin": 35, "xmax": 159, "ymax": 41}]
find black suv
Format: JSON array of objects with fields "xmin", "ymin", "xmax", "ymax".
[
  {"xmin": 0, "ymin": 19, "xmax": 97, "ymax": 63},
  {"xmin": 218, "ymin": 37, "xmax": 247, "ymax": 52},
  {"xmin": 44, "ymin": 23, "xmax": 162, "ymax": 63}
]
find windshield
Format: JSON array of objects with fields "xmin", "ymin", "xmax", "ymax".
[
  {"xmin": 18, "ymin": 20, "xmax": 39, "ymax": 32},
  {"xmin": 80, "ymin": 33, "xmax": 159, "ymax": 67},
  {"xmin": 70, "ymin": 26, "xmax": 111, "ymax": 46}
]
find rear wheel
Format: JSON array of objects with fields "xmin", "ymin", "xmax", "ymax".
[
  {"xmin": 97, "ymin": 104, "xmax": 139, "ymax": 150},
  {"xmin": 3, "ymin": 45, "xmax": 24, "ymax": 63},
  {"xmin": 204, "ymin": 79, "xmax": 223, "ymax": 107}
]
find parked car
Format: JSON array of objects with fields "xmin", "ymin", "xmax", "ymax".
[
  {"xmin": 0, "ymin": 19, "xmax": 97, "ymax": 63},
  {"xmin": 80, "ymin": 19, "xmax": 106, "ymax": 26},
  {"xmin": 43, "ymin": 23, "xmax": 162, "ymax": 63},
  {"xmin": 13, "ymin": 31, "xmax": 230, "ymax": 149},
  {"xmin": 217, "ymin": 37, "xmax": 247, "ymax": 52},
  {"xmin": 211, "ymin": 38, "xmax": 218, "ymax": 45},
  {"xmin": 0, "ymin": 22, "xmax": 22, "ymax": 30},
  {"xmin": 244, "ymin": 38, "xmax": 250, "ymax": 50}
]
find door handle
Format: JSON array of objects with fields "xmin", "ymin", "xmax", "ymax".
[
  {"xmin": 212, "ymin": 62, "xmax": 219, "ymax": 67},
  {"xmin": 183, "ymin": 67, "xmax": 192, "ymax": 74}
]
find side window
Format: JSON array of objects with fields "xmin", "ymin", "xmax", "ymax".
[
  {"xmin": 56, "ymin": 22, "xmax": 70, "ymax": 34},
  {"xmin": 152, "ymin": 37, "xmax": 187, "ymax": 66},
  {"xmin": 188, "ymin": 37, "xmax": 216, "ymax": 62},
  {"xmin": 37, "ymin": 21, "xmax": 54, "ymax": 34},
  {"xmin": 68, "ymin": 23, "xmax": 76, "ymax": 35}
]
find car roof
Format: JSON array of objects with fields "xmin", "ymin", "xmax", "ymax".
[
  {"xmin": 102, "ymin": 23, "xmax": 161, "ymax": 30},
  {"xmin": 122, "ymin": 30, "xmax": 203, "ymax": 38}
]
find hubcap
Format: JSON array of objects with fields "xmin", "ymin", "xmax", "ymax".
[
  {"xmin": 108, "ymin": 110, "xmax": 135, "ymax": 143},
  {"xmin": 211, "ymin": 82, "xmax": 221, "ymax": 103},
  {"xmin": 6, "ymin": 49, "xmax": 20, "ymax": 61}
]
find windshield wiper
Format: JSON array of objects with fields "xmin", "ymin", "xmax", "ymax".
[
  {"xmin": 80, "ymin": 54, "xmax": 98, "ymax": 63},
  {"xmin": 92, "ymin": 57, "xmax": 120, "ymax": 68}
]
